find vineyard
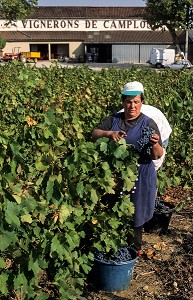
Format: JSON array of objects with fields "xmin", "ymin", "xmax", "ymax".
[{"xmin": 0, "ymin": 61, "xmax": 192, "ymax": 299}]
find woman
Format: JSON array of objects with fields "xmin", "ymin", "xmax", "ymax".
[
  {"xmin": 92, "ymin": 81, "xmax": 163, "ymax": 252},
  {"xmin": 118, "ymin": 103, "xmax": 172, "ymax": 170}
]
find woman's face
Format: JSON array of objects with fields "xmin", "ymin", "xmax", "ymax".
[{"xmin": 123, "ymin": 95, "xmax": 143, "ymax": 120}]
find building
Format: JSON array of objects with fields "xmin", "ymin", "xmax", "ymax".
[{"xmin": 0, "ymin": 6, "xmax": 192, "ymax": 63}]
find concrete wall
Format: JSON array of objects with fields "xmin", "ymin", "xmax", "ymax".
[
  {"xmin": 2, "ymin": 41, "xmax": 85, "ymax": 60},
  {"xmin": 69, "ymin": 42, "xmax": 84, "ymax": 58},
  {"xmin": 3, "ymin": 42, "xmax": 30, "ymax": 54}
]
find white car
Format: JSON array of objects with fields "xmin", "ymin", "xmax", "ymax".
[{"xmin": 165, "ymin": 59, "xmax": 193, "ymax": 70}]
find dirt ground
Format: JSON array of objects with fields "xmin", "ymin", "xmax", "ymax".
[{"xmin": 83, "ymin": 187, "xmax": 193, "ymax": 300}]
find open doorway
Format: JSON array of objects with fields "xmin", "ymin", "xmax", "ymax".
[
  {"xmin": 86, "ymin": 44, "xmax": 112, "ymax": 63},
  {"xmin": 30, "ymin": 44, "xmax": 49, "ymax": 60},
  {"xmin": 51, "ymin": 44, "xmax": 69, "ymax": 60}
]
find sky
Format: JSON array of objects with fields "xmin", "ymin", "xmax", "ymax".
[{"xmin": 38, "ymin": 0, "xmax": 146, "ymax": 7}]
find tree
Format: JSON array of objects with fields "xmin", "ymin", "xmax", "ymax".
[
  {"xmin": 144, "ymin": 0, "xmax": 193, "ymax": 54},
  {"xmin": 0, "ymin": 38, "xmax": 6, "ymax": 49},
  {"xmin": 0, "ymin": 0, "xmax": 38, "ymax": 23}
]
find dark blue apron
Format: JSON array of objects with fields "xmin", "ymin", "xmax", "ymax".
[{"xmin": 111, "ymin": 113, "xmax": 157, "ymax": 227}]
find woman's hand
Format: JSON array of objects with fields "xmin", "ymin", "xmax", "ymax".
[
  {"xmin": 110, "ymin": 130, "xmax": 127, "ymax": 142},
  {"xmin": 149, "ymin": 133, "xmax": 160, "ymax": 146},
  {"xmin": 92, "ymin": 129, "xmax": 126, "ymax": 142}
]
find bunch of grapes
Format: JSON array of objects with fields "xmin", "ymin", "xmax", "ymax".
[
  {"xmin": 95, "ymin": 247, "xmax": 132, "ymax": 264},
  {"xmin": 137, "ymin": 127, "xmax": 155, "ymax": 155},
  {"xmin": 94, "ymin": 252, "xmax": 105, "ymax": 261},
  {"xmin": 155, "ymin": 200, "xmax": 171, "ymax": 213}
]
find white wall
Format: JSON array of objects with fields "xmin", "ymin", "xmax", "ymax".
[
  {"xmin": 2, "ymin": 41, "xmax": 85, "ymax": 60},
  {"xmin": 69, "ymin": 42, "xmax": 84, "ymax": 58},
  {"xmin": 3, "ymin": 42, "xmax": 30, "ymax": 54}
]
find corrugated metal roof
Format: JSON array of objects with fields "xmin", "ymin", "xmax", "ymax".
[
  {"xmin": 29, "ymin": 6, "xmax": 147, "ymax": 19},
  {"xmin": 0, "ymin": 30, "xmax": 184, "ymax": 44},
  {"xmin": 176, "ymin": 30, "xmax": 193, "ymax": 43},
  {"xmin": 0, "ymin": 31, "xmax": 85, "ymax": 41},
  {"xmin": 85, "ymin": 31, "xmax": 174, "ymax": 43}
]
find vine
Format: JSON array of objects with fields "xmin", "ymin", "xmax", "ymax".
[{"xmin": 0, "ymin": 62, "xmax": 192, "ymax": 298}]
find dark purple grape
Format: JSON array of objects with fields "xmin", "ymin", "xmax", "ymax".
[
  {"xmin": 155, "ymin": 200, "xmax": 171, "ymax": 213},
  {"xmin": 137, "ymin": 127, "xmax": 155, "ymax": 155},
  {"xmin": 95, "ymin": 247, "xmax": 132, "ymax": 264}
]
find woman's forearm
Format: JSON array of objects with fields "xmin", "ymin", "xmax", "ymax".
[
  {"xmin": 151, "ymin": 143, "xmax": 163, "ymax": 160},
  {"xmin": 92, "ymin": 129, "xmax": 112, "ymax": 141},
  {"xmin": 92, "ymin": 129, "xmax": 127, "ymax": 142},
  {"xmin": 149, "ymin": 133, "xmax": 163, "ymax": 160}
]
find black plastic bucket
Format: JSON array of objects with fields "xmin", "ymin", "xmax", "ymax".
[
  {"xmin": 144, "ymin": 201, "xmax": 176, "ymax": 234},
  {"xmin": 91, "ymin": 248, "xmax": 138, "ymax": 292}
]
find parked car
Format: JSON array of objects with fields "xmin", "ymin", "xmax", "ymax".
[{"xmin": 165, "ymin": 59, "xmax": 193, "ymax": 70}]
